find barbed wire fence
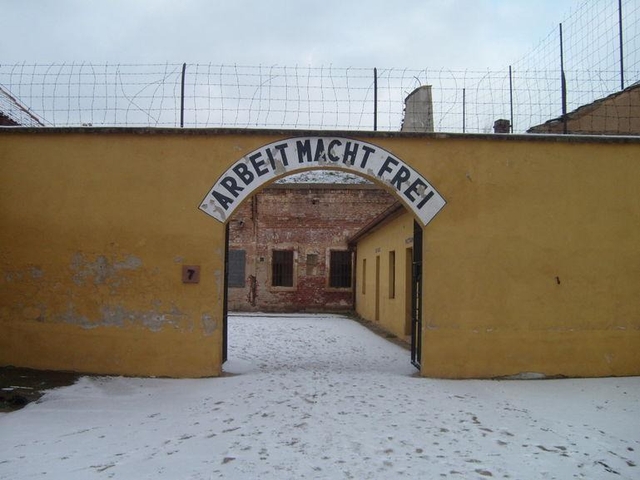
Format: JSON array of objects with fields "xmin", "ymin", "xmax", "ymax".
[
  {"xmin": 0, "ymin": 0, "xmax": 638, "ymax": 134},
  {"xmin": 510, "ymin": 0, "xmax": 640, "ymax": 132}
]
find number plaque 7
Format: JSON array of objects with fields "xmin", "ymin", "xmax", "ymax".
[{"xmin": 182, "ymin": 265, "xmax": 201, "ymax": 284}]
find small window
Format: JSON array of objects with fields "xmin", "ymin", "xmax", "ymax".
[
  {"xmin": 306, "ymin": 253, "xmax": 318, "ymax": 266},
  {"xmin": 272, "ymin": 250, "xmax": 294, "ymax": 287},
  {"xmin": 388, "ymin": 250, "xmax": 396, "ymax": 299},
  {"xmin": 228, "ymin": 249, "xmax": 246, "ymax": 288},
  {"xmin": 329, "ymin": 250, "xmax": 352, "ymax": 288}
]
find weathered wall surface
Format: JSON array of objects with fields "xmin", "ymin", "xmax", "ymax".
[
  {"xmin": 353, "ymin": 210, "xmax": 414, "ymax": 339},
  {"xmin": 0, "ymin": 130, "xmax": 267, "ymax": 377},
  {"xmin": 383, "ymin": 135, "xmax": 640, "ymax": 378},
  {"xmin": 228, "ymin": 184, "xmax": 395, "ymax": 312},
  {"xmin": 1, "ymin": 129, "xmax": 640, "ymax": 379}
]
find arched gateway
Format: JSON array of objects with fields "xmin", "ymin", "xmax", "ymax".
[
  {"xmin": 2, "ymin": 128, "xmax": 639, "ymax": 380},
  {"xmin": 201, "ymin": 136, "xmax": 446, "ymax": 370},
  {"xmin": 199, "ymin": 136, "xmax": 445, "ymax": 226}
]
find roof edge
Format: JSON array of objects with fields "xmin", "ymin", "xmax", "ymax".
[
  {"xmin": 348, "ymin": 202, "xmax": 407, "ymax": 246},
  {"xmin": 2, "ymin": 126, "xmax": 640, "ymax": 144}
]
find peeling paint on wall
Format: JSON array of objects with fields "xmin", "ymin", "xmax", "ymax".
[
  {"xmin": 54, "ymin": 302, "xmax": 188, "ymax": 332},
  {"xmin": 29, "ymin": 266, "xmax": 43, "ymax": 279},
  {"xmin": 213, "ymin": 268, "xmax": 223, "ymax": 302},
  {"xmin": 58, "ymin": 304, "xmax": 91, "ymax": 329},
  {"xmin": 100, "ymin": 305, "xmax": 187, "ymax": 332},
  {"xmin": 70, "ymin": 253, "xmax": 142, "ymax": 287},
  {"xmin": 3, "ymin": 265, "xmax": 44, "ymax": 284},
  {"xmin": 201, "ymin": 314, "xmax": 217, "ymax": 336}
]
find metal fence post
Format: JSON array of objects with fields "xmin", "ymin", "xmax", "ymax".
[
  {"xmin": 180, "ymin": 63, "xmax": 187, "ymax": 127},
  {"xmin": 462, "ymin": 88, "xmax": 466, "ymax": 133},
  {"xmin": 560, "ymin": 24, "xmax": 568, "ymax": 134},
  {"xmin": 509, "ymin": 66, "xmax": 514, "ymax": 133},
  {"xmin": 618, "ymin": 0, "xmax": 625, "ymax": 90},
  {"xmin": 373, "ymin": 67, "xmax": 378, "ymax": 131}
]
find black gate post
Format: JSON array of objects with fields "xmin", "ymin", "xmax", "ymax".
[
  {"xmin": 222, "ymin": 222, "xmax": 229, "ymax": 363},
  {"xmin": 411, "ymin": 220, "xmax": 423, "ymax": 369}
]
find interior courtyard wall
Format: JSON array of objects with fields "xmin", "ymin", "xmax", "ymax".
[
  {"xmin": 227, "ymin": 184, "xmax": 396, "ymax": 312},
  {"xmin": 352, "ymin": 210, "xmax": 414, "ymax": 339}
]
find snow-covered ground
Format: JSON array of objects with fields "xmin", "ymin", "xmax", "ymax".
[{"xmin": 1, "ymin": 313, "xmax": 638, "ymax": 479}]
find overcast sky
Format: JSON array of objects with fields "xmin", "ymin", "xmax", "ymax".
[{"xmin": 4, "ymin": 0, "xmax": 580, "ymax": 69}]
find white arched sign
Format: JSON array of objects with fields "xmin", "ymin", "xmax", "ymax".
[{"xmin": 199, "ymin": 136, "xmax": 446, "ymax": 225}]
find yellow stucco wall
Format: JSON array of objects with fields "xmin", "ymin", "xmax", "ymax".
[
  {"xmin": 2, "ymin": 129, "xmax": 640, "ymax": 378},
  {"xmin": 354, "ymin": 211, "xmax": 414, "ymax": 339},
  {"xmin": 355, "ymin": 135, "xmax": 640, "ymax": 378},
  {"xmin": 1, "ymin": 130, "xmax": 284, "ymax": 377}
]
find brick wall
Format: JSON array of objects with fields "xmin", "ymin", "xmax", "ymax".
[{"xmin": 228, "ymin": 184, "xmax": 396, "ymax": 312}]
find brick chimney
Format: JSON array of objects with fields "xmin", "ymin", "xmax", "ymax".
[{"xmin": 493, "ymin": 119, "xmax": 511, "ymax": 133}]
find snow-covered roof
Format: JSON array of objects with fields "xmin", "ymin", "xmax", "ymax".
[{"xmin": 276, "ymin": 170, "xmax": 372, "ymax": 185}]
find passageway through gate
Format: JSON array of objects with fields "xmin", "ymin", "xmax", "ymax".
[
  {"xmin": 222, "ymin": 216, "xmax": 426, "ymax": 370},
  {"xmin": 199, "ymin": 136, "xmax": 446, "ymax": 372},
  {"xmin": 223, "ymin": 313, "xmax": 418, "ymax": 375}
]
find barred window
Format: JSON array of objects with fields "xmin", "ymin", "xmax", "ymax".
[
  {"xmin": 272, "ymin": 250, "xmax": 294, "ymax": 287},
  {"xmin": 228, "ymin": 249, "xmax": 246, "ymax": 288},
  {"xmin": 329, "ymin": 250, "xmax": 352, "ymax": 288}
]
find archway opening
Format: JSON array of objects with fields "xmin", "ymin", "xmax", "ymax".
[
  {"xmin": 221, "ymin": 170, "xmax": 423, "ymax": 371},
  {"xmin": 199, "ymin": 136, "xmax": 446, "ymax": 372},
  {"xmin": 224, "ymin": 170, "xmax": 395, "ymax": 313}
]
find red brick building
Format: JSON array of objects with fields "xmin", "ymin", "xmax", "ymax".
[{"xmin": 227, "ymin": 182, "xmax": 396, "ymax": 312}]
